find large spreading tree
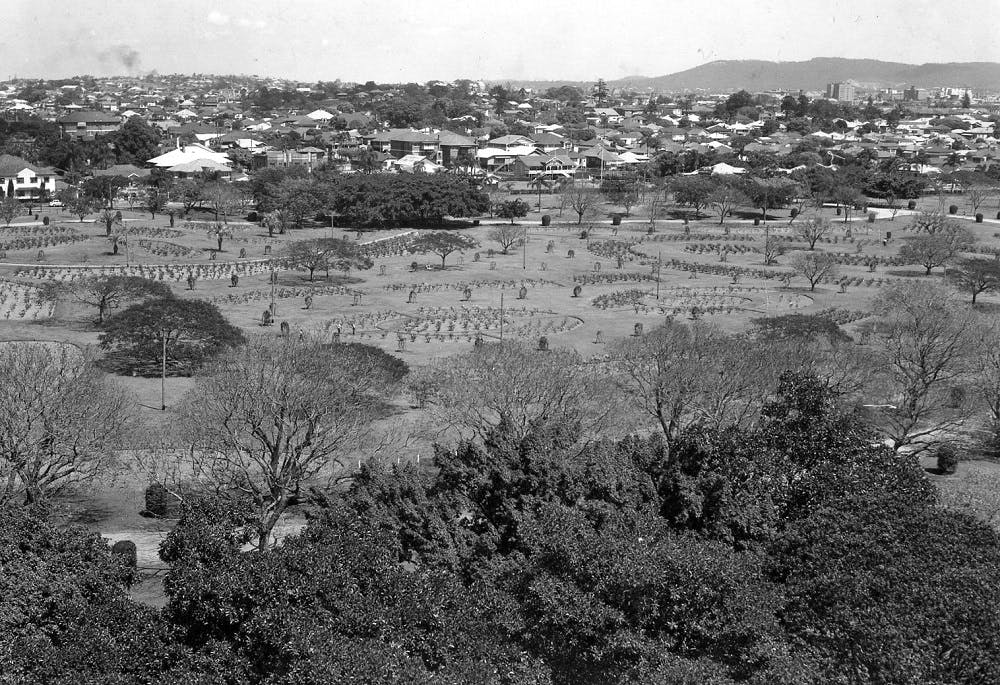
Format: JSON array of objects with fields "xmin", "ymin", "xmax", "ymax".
[{"xmin": 99, "ymin": 297, "xmax": 244, "ymax": 376}]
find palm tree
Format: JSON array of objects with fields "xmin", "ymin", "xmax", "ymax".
[{"xmin": 528, "ymin": 176, "xmax": 552, "ymax": 211}]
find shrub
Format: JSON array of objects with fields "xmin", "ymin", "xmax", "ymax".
[
  {"xmin": 111, "ymin": 540, "xmax": 137, "ymax": 569},
  {"xmin": 936, "ymin": 444, "xmax": 960, "ymax": 475},
  {"xmin": 144, "ymin": 482, "xmax": 180, "ymax": 518},
  {"xmin": 42, "ymin": 216, "xmax": 49, "ymax": 226}
]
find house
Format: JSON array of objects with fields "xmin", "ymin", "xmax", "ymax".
[
  {"xmin": 147, "ymin": 143, "xmax": 231, "ymax": 169},
  {"xmin": 476, "ymin": 145, "xmax": 538, "ymax": 174},
  {"xmin": 488, "ymin": 134, "xmax": 535, "ymax": 150},
  {"xmin": 587, "ymin": 107, "xmax": 623, "ymax": 126},
  {"xmin": 56, "ymin": 110, "xmax": 121, "ymax": 139},
  {"xmin": 511, "ymin": 153, "xmax": 578, "ymax": 180},
  {"xmin": 368, "ymin": 129, "xmax": 477, "ymax": 167},
  {"xmin": 389, "ymin": 154, "xmax": 444, "ymax": 173},
  {"xmin": 0, "ymin": 154, "xmax": 58, "ymax": 201},
  {"xmin": 166, "ymin": 158, "xmax": 234, "ymax": 180},
  {"xmin": 529, "ymin": 132, "xmax": 570, "ymax": 152},
  {"xmin": 92, "ymin": 164, "xmax": 150, "ymax": 202},
  {"xmin": 264, "ymin": 147, "xmax": 327, "ymax": 170}
]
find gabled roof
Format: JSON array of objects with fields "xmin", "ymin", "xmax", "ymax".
[
  {"xmin": 56, "ymin": 110, "xmax": 120, "ymax": 124},
  {"xmin": 148, "ymin": 143, "xmax": 230, "ymax": 168},
  {"xmin": 490, "ymin": 134, "xmax": 534, "ymax": 146},
  {"xmin": 167, "ymin": 158, "xmax": 233, "ymax": 174},
  {"xmin": 0, "ymin": 154, "xmax": 56, "ymax": 177},
  {"xmin": 93, "ymin": 164, "xmax": 149, "ymax": 178}
]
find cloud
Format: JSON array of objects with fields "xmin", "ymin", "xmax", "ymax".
[
  {"xmin": 207, "ymin": 10, "xmax": 230, "ymax": 25},
  {"xmin": 236, "ymin": 17, "xmax": 268, "ymax": 29}
]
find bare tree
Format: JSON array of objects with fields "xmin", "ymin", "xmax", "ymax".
[
  {"xmin": 948, "ymin": 257, "xmax": 1000, "ymax": 304},
  {"xmin": 708, "ymin": 184, "xmax": 749, "ymax": 225},
  {"xmin": 178, "ymin": 336, "xmax": 402, "ymax": 550},
  {"xmin": 869, "ymin": 281, "xmax": 978, "ymax": 453},
  {"xmin": 611, "ymin": 321, "xmax": 788, "ymax": 449},
  {"xmin": 967, "ymin": 185, "xmax": 989, "ymax": 216},
  {"xmin": 411, "ymin": 341, "xmax": 620, "ymax": 444},
  {"xmin": 0, "ymin": 342, "xmax": 134, "ymax": 505},
  {"xmin": 487, "ymin": 224, "xmax": 526, "ymax": 254},
  {"xmin": 763, "ymin": 235, "xmax": 786, "ymax": 265},
  {"xmin": 795, "ymin": 216, "xmax": 832, "ymax": 250},
  {"xmin": 563, "ymin": 184, "xmax": 600, "ymax": 225},
  {"xmin": 899, "ymin": 226, "xmax": 975, "ymax": 275},
  {"xmin": 790, "ymin": 250, "xmax": 839, "ymax": 290},
  {"xmin": 885, "ymin": 192, "xmax": 899, "ymax": 221}
]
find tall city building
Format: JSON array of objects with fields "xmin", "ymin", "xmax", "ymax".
[{"xmin": 825, "ymin": 82, "xmax": 856, "ymax": 102}]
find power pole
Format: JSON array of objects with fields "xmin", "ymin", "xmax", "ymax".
[
  {"xmin": 160, "ymin": 329, "xmax": 167, "ymax": 411},
  {"xmin": 656, "ymin": 250, "xmax": 661, "ymax": 300},
  {"xmin": 499, "ymin": 292, "xmax": 504, "ymax": 343}
]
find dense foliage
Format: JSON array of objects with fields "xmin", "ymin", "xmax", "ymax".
[{"xmin": 5, "ymin": 372, "xmax": 1000, "ymax": 683}]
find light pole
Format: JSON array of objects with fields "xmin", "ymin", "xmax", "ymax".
[
  {"xmin": 160, "ymin": 329, "xmax": 167, "ymax": 411},
  {"xmin": 656, "ymin": 250, "xmax": 661, "ymax": 300}
]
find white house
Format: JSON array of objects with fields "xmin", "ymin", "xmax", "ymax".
[
  {"xmin": 147, "ymin": 143, "xmax": 231, "ymax": 169},
  {"xmin": 0, "ymin": 154, "xmax": 58, "ymax": 201}
]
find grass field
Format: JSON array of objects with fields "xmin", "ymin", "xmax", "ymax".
[{"xmin": 4, "ymin": 190, "xmax": 1000, "ymax": 602}]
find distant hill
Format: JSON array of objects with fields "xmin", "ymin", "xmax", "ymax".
[
  {"xmin": 610, "ymin": 58, "xmax": 1000, "ymax": 92},
  {"xmin": 494, "ymin": 59, "xmax": 1000, "ymax": 93}
]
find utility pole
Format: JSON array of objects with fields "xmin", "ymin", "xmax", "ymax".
[
  {"xmin": 522, "ymin": 224, "xmax": 527, "ymax": 270},
  {"xmin": 656, "ymin": 250, "xmax": 661, "ymax": 300},
  {"xmin": 499, "ymin": 292, "xmax": 504, "ymax": 343},
  {"xmin": 160, "ymin": 329, "xmax": 167, "ymax": 411},
  {"xmin": 269, "ymin": 268, "xmax": 277, "ymax": 315}
]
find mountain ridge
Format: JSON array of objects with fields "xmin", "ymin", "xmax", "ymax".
[{"xmin": 492, "ymin": 58, "xmax": 1000, "ymax": 92}]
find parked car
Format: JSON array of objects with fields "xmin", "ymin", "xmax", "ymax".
[{"xmin": 49, "ymin": 199, "xmax": 63, "ymax": 207}]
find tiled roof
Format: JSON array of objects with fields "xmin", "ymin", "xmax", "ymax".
[{"xmin": 56, "ymin": 110, "xmax": 120, "ymax": 124}]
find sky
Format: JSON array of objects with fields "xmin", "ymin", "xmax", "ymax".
[{"xmin": 3, "ymin": 0, "xmax": 999, "ymax": 83}]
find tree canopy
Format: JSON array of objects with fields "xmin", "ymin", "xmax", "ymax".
[{"xmin": 99, "ymin": 297, "xmax": 244, "ymax": 376}]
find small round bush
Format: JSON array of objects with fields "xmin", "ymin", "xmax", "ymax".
[
  {"xmin": 144, "ymin": 482, "xmax": 179, "ymax": 518},
  {"xmin": 936, "ymin": 444, "xmax": 959, "ymax": 475},
  {"xmin": 111, "ymin": 539, "xmax": 137, "ymax": 568}
]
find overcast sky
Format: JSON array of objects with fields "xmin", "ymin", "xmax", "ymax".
[{"xmin": 3, "ymin": 0, "xmax": 999, "ymax": 83}]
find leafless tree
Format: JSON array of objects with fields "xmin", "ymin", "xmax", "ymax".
[
  {"xmin": 967, "ymin": 185, "xmax": 989, "ymax": 216},
  {"xmin": 487, "ymin": 224, "xmax": 526, "ymax": 254},
  {"xmin": 763, "ymin": 235, "xmax": 786, "ymax": 265},
  {"xmin": 563, "ymin": 184, "xmax": 601, "ymax": 225},
  {"xmin": 611, "ymin": 321, "xmax": 787, "ymax": 450},
  {"xmin": 0, "ymin": 342, "xmax": 135, "ymax": 505},
  {"xmin": 177, "ymin": 336, "xmax": 401, "ymax": 549},
  {"xmin": 868, "ymin": 282, "xmax": 978, "ymax": 453},
  {"xmin": 790, "ymin": 250, "xmax": 839, "ymax": 290},
  {"xmin": 708, "ymin": 184, "xmax": 749, "ymax": 225},
  {"xmin": 899, "ymin": 225, "xmax": 975, "ymax": 275},
  {"xmin": 885, "ymin": 192, "xmax": 899, "ymax": 221},
  {"xmin": 795, "ymin": 216, "xmax": 833, "ymax": 250},
  {"xmin": 410, "ymin": 341, "xmax": 621, "ymax": 444}
]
